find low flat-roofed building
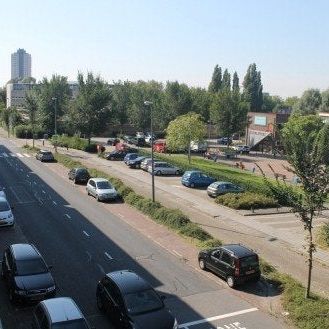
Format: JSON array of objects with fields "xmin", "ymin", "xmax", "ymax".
[{"xmin": 6, "ymin": 82, "xmax": 35, "ymax": 108}]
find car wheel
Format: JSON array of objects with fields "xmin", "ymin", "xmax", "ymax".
[
  {"xmin": 74, "ymin": 179, "xmax": 77, "ymax": 184},
  {"xmin": 96, "ymin": 294, "xmax": 105, "ymax": 312},
  {"xmin": 190, "ymin": 183, "xmax": 195, "ymax": 188},
  {"xmin": 136, "ymin": 164, "xmax": 140, "ymax": 169},
  {"xmin": 226, "ymin": 276, "xmax": 235, "ymax": 288},
  {"xmin": 156, "ymin": 171, "xmax": 161, "ymax": 176},
  {"xmin": 87, "ymin": 189, "xmax": 90, "ymax": 196},
  {"xmin": 110, "ymin": 156, "xmax": 114, "ymax": 160},
  {"xmin": 175, "ymin": 170, "xmax": 180, "ymax": 175},
  {"xmin": 199, "ymin": 259, "xmax": 206, "ymax": 270},
  {"xmin": 96, "ymin": 195, "xmax": 101, "ymax": 202}
]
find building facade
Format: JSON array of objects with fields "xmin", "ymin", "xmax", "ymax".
[
  {"xmin": 11, "ymin": 49, "xmax": 32, "ymax": 80},
  {"xmin": 6, "ymin": 83, "xmax": 35, "ymax": 108}
]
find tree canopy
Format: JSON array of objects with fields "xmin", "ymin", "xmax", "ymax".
[{"xmin": 243, "ymin": 63, "xmax": 263, "ymax": 111}]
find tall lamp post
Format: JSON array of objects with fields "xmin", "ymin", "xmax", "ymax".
[
  {"xmin": 52, "ymin": 97, "xmax": 57, "ymax": 135},
  {"xmin": 144, "ymin": 101, "xmax": 155, "ymax": 202}
]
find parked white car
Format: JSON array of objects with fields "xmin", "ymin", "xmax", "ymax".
[
  {"xmin": 86, "ymin": 178, "xmax": 118, "ymax": 202},
  {"xmin": 0, "ymin": 196, "xmax": 14, "ymax": 227},
  {"xmin": 190, "ymin": 141, "xmax": 207, "ymax": 152}
]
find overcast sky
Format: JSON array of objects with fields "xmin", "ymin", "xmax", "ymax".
[{"xmin": 1, "ymin": 0, "xmax": 329, "ymax": 98}]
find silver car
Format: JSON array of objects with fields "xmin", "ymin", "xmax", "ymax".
[
  {"xmin": 140, "ymin": 158, "xmax": 152, "ymax": 171},
  {"xmin": 0, "ymin": 197, "xmax": 14, "ymax": 227},
  {"xmin": 148, "ymin": 162, "xmax": 181, "ymax": 176},
  {"xmin": 86, "ymin": 178, "xmax": 118, "ymax": 202}
]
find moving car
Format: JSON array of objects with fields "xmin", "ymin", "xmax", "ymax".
[
  {"xmin": 1, "ymin": 243, "xmax": 56, "ymax": 303},
  {"xmin": 207, "ymin": 181, "xmax": 244, "ymax": 197},
  {"xmin": 36, "ymin": 150, "xmax": 54, "ymax": 162},
  {"xmin": 96, "ymin": 270, "xmax": 178, "ymax": 329},
  {"xmin": 148, "ymin": 162, "xmax": 181, "ymax": 176},
  {"xmin": 105, "ymin": 150, "xmax": 127, "ymax": 161},
  {"xmin": 127, "ymin": 156, "xmax": 146, "ymax": 169},
  {"xmin": 68, "ymin": 167, "xmax": 90, "ymax": 184},
  {"xmin": 181, "ymin": 171, "xmax": 216, "ymax": 188},
  {"xmin": 198, "ymin": 244, "xmax": 261, "ymax": 288},
  {"xmin": 0, "ymin": 197, "xmax": 14, "ymax": 227},
  {"xmin": 124, "ymin": 153, "xmax": 139, "ymax": 165},
  {"xmin": 86, "ymin": 178, "xmax": 118, "ymax": 202},
  {"xmin": 32, "ymin": 297, "xmax": 91, "ymax": 329}
]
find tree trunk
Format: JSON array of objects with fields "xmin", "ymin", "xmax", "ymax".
[{"xmin": 305, "ymin": 221, "xmax": 313, "ymax": 298}]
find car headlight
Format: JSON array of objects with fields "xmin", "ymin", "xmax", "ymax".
[{"xmin": 173, "ymin": 318, "xmax": 178, "ymax": 329}]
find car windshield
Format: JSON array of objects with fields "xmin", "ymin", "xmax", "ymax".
[
  {"xmin": 42, "ymin": 152, "xmax": 52, "ymax": 156},
  {"xmin": 0, "ymin": 200, "xmax": 10, "ymax": 211},
  {"xmin": 52, "ymin": 319, "xmax": 89, "ymax": 329},
  {"xmin": 76, "ymin": 169, "xmax": 88, "ymax": 175},
  {"xmin": 124, "ymin": 289, "xmax": 163, "ymax": 315},
  {"xmin": 16, "ymin": 258, "xmax": 48, "ymax": 276},
  {"xmin": 96, "ymin": 181, "xmax": 112, "ymax": 189},
  {"xmin": 240, "ymin": 255, "xmax": 259, "ymax": 268}
]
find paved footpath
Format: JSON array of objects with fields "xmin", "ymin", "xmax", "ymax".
[{"xmin": 7, "ymin": 135, "xmax": 329, "ymax": 301}]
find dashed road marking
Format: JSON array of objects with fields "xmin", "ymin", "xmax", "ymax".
[
  {"xmin": 178, "ymin": 308, "xmax": 258, "ymax": 328},
  {"xmin": 42, "ymin": 190, "xmax": 46, "ymax": 194},
  {"xmin": 105, "ymin": 252, "xmax": 113, "ymax": 260},
  {"xmin": 64, "ymin": 214, "xmax": 71, "ymax": 219},
  {"xmin": 172, "ymin": 250, "xmax": 183, "ymax": 257},
  {"xmin": 83, "ymin": 230, "xmax": 90, "ymax": 237},
  {"xmin": 53, "ymin": 201, "xmax": 57, "ymax": 205},
  {"xmin": 23, "ymin": 153, "xmax": 31, "ymax": 157},
  {"xmin": 86, "ymin": 251, "xmax": 92, "ymax": 262},
  {"xmin": 97, "ymin": 263, "xmax": 105, "ymax": 274}
]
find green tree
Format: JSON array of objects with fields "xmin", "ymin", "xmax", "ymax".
[
  {"xmin": 0, "ymin": 87, "xmax": 6, "ymax": 105},
  {"xmin": 208, "ymin": 65, "xmax": 222, "ymax": 93},
  {"xmin": 25, "ymin": 91, "xmax": 39, "ymax": 147},
  {"xmin": 284, "ymin": 96, "xmax": 299, "ymax": 109},
  {"xmin": 293, "ymin": 89, "xmax": 322, "ymax": 115},
  {"xmin": 263, "ymin": 115, "xmax": 329, "ymax": 298},
  {"xmin": 190, "ymin": 87, "xmax": 213, "ymax": 122},
  {"xmin": 319, "ymin": 89, "xmax": 329, "ymax": 113},
  {"xmin": 262, "ymin": 94, "xmax": 283, "ymax": 113},
  {"xmin": 1, "ymin": 107, "xmax": 22, "ymax": 137},
  {"xmin": 222, "ymin": 69, "xmax": 231, "ymax": 91},
  {"xmin": 243, "ymin": 63, "xmax": 263, "ymax": 111},
  {"xmin": 166, "ymin": 112, "xmax": 205, "ymax": 163},
  {"xmin": 210, "ymin": 90, "xmax": 248, "ymax": 144},
  {"xmin": 70, "ymin": 72, "xmax": 112, "ymax": 143},
  {"xmin": 232, "ymin": 72, "xmax": 239, "ymax": 93},
  {"xmin": 37, "ymin": 75, "xmax": 71, "ymax": 134}
]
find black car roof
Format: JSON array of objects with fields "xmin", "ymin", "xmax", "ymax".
[
  {"xmin": 10, "ymin": 243, "xmax": 40, "ymax": 260},
  {"xmin": 107, "ymin": 270, "xmax": 151, "ymax": 294},
  {"xmin": 221, "ymin": 244, "xmax": 256, "ymax": 258}
]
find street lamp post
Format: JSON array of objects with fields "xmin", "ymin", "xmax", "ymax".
[
  {"xmin": 52, "ymin": 97, "xmax": 57, "ymax": 135},
  {"xmin": 144, "ymin": 101, "xmax": 155, "ymax": 202}
]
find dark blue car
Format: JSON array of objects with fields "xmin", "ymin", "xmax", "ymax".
[
  {"xmin": 124, "ymin": 153, "xmax": 139, "ymax": 165},
  {"xmin": 181, "ymin": 170, "xmax": 216, "ymax": 188}
]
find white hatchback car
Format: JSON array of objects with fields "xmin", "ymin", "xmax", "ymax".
[
  {"xmin": 86, "ymin": 178, "xmax": 118, "ymax": 202},
  {"xmin": 0, "ymin": 197, "xmax": 14, "ymax": 227}
]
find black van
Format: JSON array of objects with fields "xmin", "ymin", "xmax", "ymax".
[{"xmin": 198, "ymin": 244, "xmax": 261, "ymax": 288}]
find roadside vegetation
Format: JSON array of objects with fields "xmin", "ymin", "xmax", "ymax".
[
  {"xmin": 21, "ymin": 146, "xmax": 329, "ymax": 329},
  {"xmin": 316, "ymin": 223, "xmax": 329, "ymax": 250}
]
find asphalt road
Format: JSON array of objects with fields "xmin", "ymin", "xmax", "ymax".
[{"xmin": 0, "ymin": 139, "xmax": 286, "ymax": 329}]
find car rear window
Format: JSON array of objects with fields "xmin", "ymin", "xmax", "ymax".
[
  {"xmin": 97, "ymin": 181, "xmax": 112, "ymax": 189},
  {"xmin": 240, "ymin": 255, "xmax": 259, "ymax": 268}
]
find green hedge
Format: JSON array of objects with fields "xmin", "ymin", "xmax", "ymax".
[
  {"xmin": 15, "ymin": 124, "xmax": 45, "ymax": 139},
  {"xmin": 215, "ymin": 192, "xmax": 278, "ymax": 210},
  {"xmin": 50, "ymin": 135, "xmax": 98, "ymax": 153}
]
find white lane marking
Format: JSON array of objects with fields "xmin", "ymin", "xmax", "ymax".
[
  {"xmin": 42, "ymin": 190, "xmax": 46, "ymax": 194},
  {"xmin": 26, "ymin": 174, "xmax": 30, "ymax": 178},
  {"xmin": 86, "ymin": 251, "xmax": 92, "ymax": 262},
  {"xmin": 33, "ymin": 181, "xmax": 37, "ymax": 185},
  {"xmin": 178, "ymin": 308, "xmax": 258, "ymax": 328},
  {"xmin": 172, "ymin": 250, "xmax": 183, "ymax": 258},
  {"xmin": 20, "ymin": 168, "xmax": 23, "ymax": 172},
  {"xmin": 105, "ymin": 252, "xmax": 113, "ymax": 260},
  {"xmin": 83, "ymin": 230, "xmax": 90, "ymax": 237},
  {"xmin": 65, "ymin": 214, "xmax": 71, "ymax": 219},
  {"xmin": 16, "ymin": 153, "xmax": 23, "ymax": 158},
  {"xmin": 52, "ymin": 201, "xmax": 57, "ymax": 205},
  {"xmin": 2, "ymin": 152, "xmax": 8, "ymax": 157},
  {"xmin": 38, "ymin": 197, "xmax": 43, "ymax": 205},
  {"xmin": 97, "ymin": 263, "xmax": 105, "ymax": 274},
  {"xmin": 117, "ymin": 213, "xmax": 124, "ymax": 218},
  {"xmin": 10, "ymin": 153, "xmax": 17, "ymax": 157},
  {"xmin": 23, "ymin": 153, "xmax": 31, "ymax": 157}
]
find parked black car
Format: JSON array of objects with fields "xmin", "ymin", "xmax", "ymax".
[
  {"xmin": 107, "ymin": 138, "xmax": 120, "ymax": 146},
  {"xmin": 127, "ymin": 156, "xmax": 146, "ymax": 169},
  {"xmin": 124, "ymin": 153, "xmax": 139, "ymax": 165},
  {"xmin": 217, "ymin": 137, "xmax": 232, "ymax": 145},
  {"xmin": 198, "ymin": 244, "xmax": 261, "ymax": 288},
  {"xmin": 96, "ymin": 270, "xmax": 178, "ymax": 329},
  {"xmin": 105, "ymin": 150, "xmax": 127, "ymax": 161},
  {"xmin": 123, "ymin": 135, "xmax": 135, "ymax": 144},
  {"xmin": 68, "ymin": 168, "xmax": 90, "ymax": 184},
  {"xmin": 130, "ymin": 137, "xmax": 145, "ymax": 147},
  {"xmin": 1, "ymin": 244, "xmax": 56, "ymax": 304}
]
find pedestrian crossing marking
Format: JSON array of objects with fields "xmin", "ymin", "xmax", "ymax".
[
  {"xmin": 0, "ymin": 152, "xmax": 31, "ymax": 158},
  {"xmin": 9, "ymin": 153, "xmax": 17, "ymax": 157}
]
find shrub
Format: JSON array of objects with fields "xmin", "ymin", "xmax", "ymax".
[
  {"xmin": 124, "ymin": 192, "xmax": 145, "ymax": 206},
  {"xmin": 153, "ymin": 208, "xmax": 190, "ymax": 229},
  {"xmin": 215, "ymin": 192, "xmax": 278, "ymax": 210},
  {"xmin": 15, "ymin": 125, "xmax": 45, "ymax": 139},
  {"xmin": 83, "ymin": 143, "xmax": 98, "ymax": 153},
  {"xmin": 179, "ymin": 222, "xmax": 212, "ymax": 241},
  {"xmin": 316, "ymin": 223, "xmax": 329, "ymax": 250}
]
